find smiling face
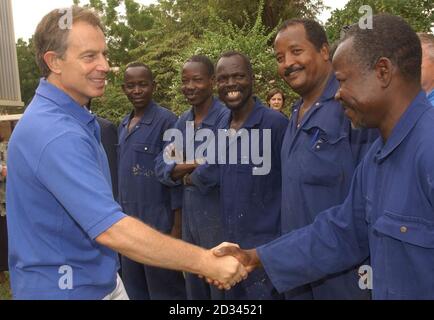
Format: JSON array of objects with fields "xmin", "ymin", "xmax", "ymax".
[
  {"xmin": 274, "ymin": 24, "xmax": 330, "ymax": 97},
  {"xmin": 122, "ymin": 66, "xmax": 155, "ymax": 109},
  {"xmin": 181, "ymin": 61, "xmax": 214, "ymax": 108},
  {"xmin": 54, "ymin": 22, "xmax": 109, "ymax": 106},
  {"xmin": 216, "ymin": 55, "xmax": 253, "ymax": 111},
  {"xmin": 332, "ymin": 38, "xmax": 382, "ymax": 129}
]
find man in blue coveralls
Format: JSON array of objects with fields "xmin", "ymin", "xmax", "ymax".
[
  {"xmin": 118, "ymin": 62, "xmax": 186, "ymax": 300},
  {"xmin": 214, "ymin": 14, "xmax": 434, "ymax": 300},
  {"xmin": 155, "ymin": 55, "xmax": 228, "ymax": 299},
  {"xmin": 271, "ymin": 19, "xmax": 376, "ymax": 299},
  {"xmin": 190, "ymin": 51, "xmax": 288, "ymax": 299},
  {"xmin": 6, "ymin": 6, "xmax": 247, "ymax": 300}
]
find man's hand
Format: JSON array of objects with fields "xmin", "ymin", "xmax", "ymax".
[
  {"xmin": 199, "ymin": 242, "xmax": 261, "ymax": 290},
  {"xmin": 199, "ymin": 249, "xmax": 248, "ymax": 290},
  {"xmin": 213, "ymin": 242, "xmax": 261, "ymax": 273}
]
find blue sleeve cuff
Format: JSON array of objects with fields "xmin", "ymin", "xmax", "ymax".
[
  {"xmin": 88, "ymin": 211, "xmax": 127, "ymax": 240},
  {"xmin": 155, "ymin": 158, "xmax": 181, "ymax": 187}
]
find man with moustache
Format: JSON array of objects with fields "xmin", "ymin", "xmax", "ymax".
[
  {"xmin": 190, "ymin": 51, "xmax": 288, "ymax": 299},
  {"xmin": 270, "ymin": 19, "xmax": 375, "ymax": 299},
  {"xmin": 155, "ymin": 55, "xmax": 228, "ymax": 299},
  {"xmin": 118, "ymin": 62, "xmax": 186, "ymax": 300},
  {"xmin": 6, "ymin": 6, "xmax": 247, "ymax": 300},
  {"xmin": 215, "ymin": 13, "xmax": 434, "ymax": 300}
]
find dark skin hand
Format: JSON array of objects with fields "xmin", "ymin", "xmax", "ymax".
[
  {"xmin": 213, "ymin": 245, "xmax": 261, "ymax": 272},
  {"xmin": 170, "ymin": 163, "xmax": 199, "ymax": 182},
  {"xmin": 200, "ymin": 243, "xmax": 261, "ymax": 289}
]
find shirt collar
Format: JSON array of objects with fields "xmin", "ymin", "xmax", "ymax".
[
  {"xmin": 294, "ymin": 74, "xmax": 346, "ymax": 140},
  {"xmin": 375, "ymin": 91, "xmax": 431, "ymax": 162},
  {"xmin": 291, "ymin": 73, "xmax": 338, "ymax": 112},
  {"xmin": 236, "ymin": 97, "xmax": 265, "ymax": 129},
  {"xmin": 36, "ymin": 78, "xmax": 95, "ymax": 125},
  {"xmin": 201, "ymin": 98, "xmax": 226, "ymax": 127},
  {"xmin": 121, "ymin": 100, "xmax": 157, "ymax": 126}
]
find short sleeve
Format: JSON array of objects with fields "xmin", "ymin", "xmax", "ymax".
[{"xmin": 36, "ymin": 132, "xmax": 126, "ymax": 239}]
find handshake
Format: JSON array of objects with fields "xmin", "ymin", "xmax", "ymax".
[{"xmin": 198, "ymin": 242, "xmax": 261, "ymax": 290}]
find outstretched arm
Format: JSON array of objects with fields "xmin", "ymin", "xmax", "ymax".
[{"xmin": 97, "ymin": 216, "xmax": 248, "ymax": 289}]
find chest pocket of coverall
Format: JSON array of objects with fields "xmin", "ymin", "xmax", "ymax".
[
  {"xmin": 235, "ymin": 164, "xmax": 270, "ymax": 208},
  {"xmin": 132, "ymin": 143, "xmax": 160, "ymax": 177},
  {"xmin": 299, "ymin": 128, "xmax": 346, "ymax": 187}
]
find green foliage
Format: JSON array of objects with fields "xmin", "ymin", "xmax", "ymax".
[
  {"xmin": 91, "ymin": 82, "xmax": 131, "ymax": 125},
  {"xmin": 18, "ymin": 0, "xmax": 432, "ymax": 122},
  {"xmin": 89, "ymin": 0, "xmax": 321, "ymax": 118},
  {"xmin": 166, "ymin": 2, "xmax": 297, "ymax": 115},
  {"xmin": 0, "ymin": 272, "xmax": 12, "ymax": 300},
  {"xmin": 16, "ymin": 38, "xmax": 40, "ymax": 106},
  {"xmin": 208, "ymin": 0, "xmax": 325, "ymax": 31},
  {"xmin": 326, "ymin": 0, "xmax": 434, "ymax": 43}
]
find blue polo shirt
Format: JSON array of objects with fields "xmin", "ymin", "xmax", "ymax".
[
  {"xmin": 427, "ymin": 89, "xmax": 434, "ymax": 106},
  {"xmin": 118, "ymin": 101, "xmax": 178, "ymax": 232},
  {"xmin": 258, "ymin": 92, "xmax": 434, "ymax": 300},
  {"xmin": 280, "ymin": 74, "xmax": 377, "ymax": 299},
  {"xmin": 6, "ymin": 79, "xmax": 126, "ymax": 300}
]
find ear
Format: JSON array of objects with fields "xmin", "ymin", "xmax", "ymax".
[
  {"xmin": 152, "ymin": 81, "xmax": 157, "ymax": 92},
  {"xmin": 121, "ymin": 83, "xmax": 126, "ymax": 94},
  {"xmin": 320, "ymin": 43, "xmax": 330, "ymax": 62},
  {"xmin": 43, "ymin": 51, "xmax": 62, "ymax": 75},
  {"xmin": 375, "ymin": 57, "xmax": 393, "ymax": 88}
]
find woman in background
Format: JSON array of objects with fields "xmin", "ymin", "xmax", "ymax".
[{"xmin": 266, "ymin": 88, "xmax": 286, "ymax": 115}]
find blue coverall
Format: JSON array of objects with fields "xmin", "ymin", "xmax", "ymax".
[
  {"xmin": 191, "ymin": 98, "xmax": 288, "ymax": 300},
  {"xmin": 155, "ymin": 98, "xmax": 229, "ymax": 299},
  {"xmin": 258, "ymin": 92, "xmax": 434, "ymax": 300},
  {"xmin": 280, "ymin": 75, "xmax": 377, "ymax": 299},
  {"xmin": 118, "ymin": 101, "xmax": 186, "ymax": 300}
]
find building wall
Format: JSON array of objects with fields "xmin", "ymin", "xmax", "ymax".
[{"xmin": 0, "ymin": 0, "xmax": 24, "ymax": 113}]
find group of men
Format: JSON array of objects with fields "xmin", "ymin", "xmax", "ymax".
[{"xmin": 5, "ymin": 5, "xmax": 434, "ymax": 300}]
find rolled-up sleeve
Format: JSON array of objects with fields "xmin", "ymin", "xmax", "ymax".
[{"xmin": 154, "ymin": 149, "xmax": 180, "ymax": 187}]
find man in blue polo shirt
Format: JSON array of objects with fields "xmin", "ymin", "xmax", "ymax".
[
  {"xmin": 214, "ymin": 14, "xmax": 434, "ymax": 300},
  {"xmin": 6, "ymin": 6, "xmax": 247, "ymax": 300},
  {"xmin": 271, "ymin": 19, "xmax": 376, "ymax": 299},
  {"xmin": 118, "ymin": 62, "xmax": 186, "ymax": 300},
  {"xmin": 190, "ymin": 51, "xmax": 288, "ymax": 299}
]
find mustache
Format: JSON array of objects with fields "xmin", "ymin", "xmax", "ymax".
[{"xmin": 284, "ymin": 66, "xmax": 304, "ymax": 77}]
